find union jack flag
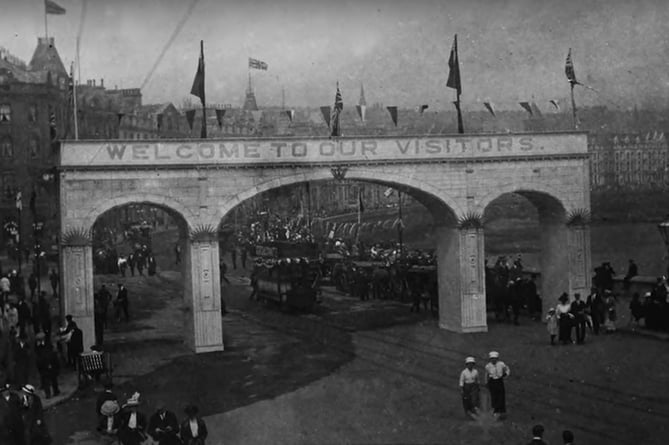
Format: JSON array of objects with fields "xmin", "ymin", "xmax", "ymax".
[
  {"xmin": 248, "ymin": 58, "xmax": 268, "ymax": 70},
  {"xmin": 331, "ymin": 83, "xmax": 343, "ymax": 137}
]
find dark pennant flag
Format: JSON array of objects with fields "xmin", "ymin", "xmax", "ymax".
[
  {"xmin": 565, "ymin": 48, "xmax": 578, "ymax": 85},
  {"xmin": 331, "ymin": 83, "xmax": 343, "ymax": 137},
  {"xmin": 190, "ymin": 41, "xmax": 206, "ymax": 106},
  {"xmin": 446, "ymin": 34, "xmax": 462, "ymax": 95}
]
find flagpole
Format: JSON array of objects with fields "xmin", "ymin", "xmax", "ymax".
[
  {"xmin": 397, "ymin": 190, "xmax": 403, "ymax": 253},
  {"xmin": 44, "ymin": 2, "xmax": 49, "ymax": 39},
  {"xmin": 456, "ymin": 92, "xmax": 464, "ymax": 134},
  {"xmin": 200, "ymin": 40, "xmax": 207, "ymax": 139},
  {"xmin": 570, "ymin": 82, "xmax": 578, "ymax": 129},
  {"xmin": 71, "ymin": 62, "xmax": 79, "ymax": 140}
]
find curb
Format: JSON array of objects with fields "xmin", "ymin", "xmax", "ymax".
[{"xmin": 42, "ymin": 371, "xmax": 80, "ymax": 410}]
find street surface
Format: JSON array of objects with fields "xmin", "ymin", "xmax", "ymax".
[{"xmin": 44, "ymin": 262, "xmax": 669, "ymax": 445}]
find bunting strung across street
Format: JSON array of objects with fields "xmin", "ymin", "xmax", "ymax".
[
  {"xmin": 483, "ymin": 102, "xmax": 496, "ymax": 117},
  {"xmin": 386, "ymin": 106, "xmax": 398, "ymax": 127},
  {"xmin": 185, "ymin": 109, "xmax": 196, "ymax": 131},
  {"xmin": 248, "ymin": 57, "xmax": 268, "ymax": 70},
  {"xmin": 320, "ymin": 106, "xmax": 331, "ymax": 128},
  {"xmin": 415, "ymin": 104, "xmax": 429, "ymax": 114},
  {"xmin": 549, "ymin": 99, "xmax": 560, "ymax": 111},
  {"xmin": 215, "ymin": 109, "xmax": 226, "ymax": 129},
  {"xmin": 519, "ymin": 102, "xmax": 533, "ymax": 116}
]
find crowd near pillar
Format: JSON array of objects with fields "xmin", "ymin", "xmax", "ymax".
[
  {"xmin": 60, "ymin": 241, "xmax": 95, "ymax": 349},
  {"xmin": 184, "ymin": 233, "xmax": 224, "ymax": 353},
  {"xmin": 436, "ymin": 225, "xmax": 488, "ymax": 333}
]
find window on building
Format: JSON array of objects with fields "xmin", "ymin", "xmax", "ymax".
[
  {"xmin": 28, "ymin": 104, "xmax": 37, "ymax": 122},
  {"xmin": 0, "ymin": 104, "xmax": 10, "ymax": 122},
  {"xmin": 1, "ymin": 137, "xmax": 12, "ymax": 157},
  {"xmin": 29, "ymin": 135, "xmax": 39, "ymax": 158},
  {"xmin": 2, "ymin": 173, "xmax": 16, "ymax": 199}
]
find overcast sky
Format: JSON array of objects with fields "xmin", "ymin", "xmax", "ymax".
[{"xmin": 2, "ymin": 0, "xmax": 669, "ymax": 111}]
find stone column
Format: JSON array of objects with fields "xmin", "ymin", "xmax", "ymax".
[
  {"xmin": 567, "ymin": 223, "xmax": 592, "ymax": 298},
  {"xmin": 436, "ymin": 225, "xmax": 487, "ymax": 333},
  {"xmin": 59, "ymin": 229, "xmax": 95, "ymax": 350},
  {"xmin": 184, "ymin": 230, "xmax": 224, "ymax": 353}
]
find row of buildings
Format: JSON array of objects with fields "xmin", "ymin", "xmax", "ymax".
[{"xmin": 2, "ymin": 35, "xmax": 669, "ymax": 254}]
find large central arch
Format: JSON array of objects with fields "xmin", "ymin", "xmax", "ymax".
[{"xmin": 58, "ymin": 133, "xmax": 591, "ymax": 352}]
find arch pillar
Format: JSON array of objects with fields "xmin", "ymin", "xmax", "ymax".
[
  {"xmin": 436, "ymin": 225, "xmax": 487, "ymax": 333},
  {"xmin": 184, "ymin": 229, "xmax": 224, "ymax": 353},
  {"xmin": 59, "ymin": 229, "xmax": 95, "ymax": 350},
  {"xmin": 539, "ymin": 218, "xmax": 570, "ymax": 305},
  {"xmin": 567, "ymin": 223, "xmax": 592, "ymax": 298}
]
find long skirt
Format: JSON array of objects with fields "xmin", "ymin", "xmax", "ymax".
[
  {"xmin": 558, "ymin": 314, "xmax": 573, "ymax": 343},
  {"xmin": 461, "ymin": 383, "xmax": 480, "ymax": 413}
]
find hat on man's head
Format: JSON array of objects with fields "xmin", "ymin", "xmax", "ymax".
[
  {"xmin": 489, "ymin": 351, "xmax": 500, "ymax": 359},
  {"xmin": 22, "ymin": 384, "xmax": 36, "ymax": 395},
  {"xmin": 123, "ymin": 392, "xmax": 141, "ymax": 408},
  {"xmin": 465, "ymin": 356, "xmax": 475, "ymax": 364},
  {"xmin": 100, "ymin": 400, "xmax": 120, "ymax": 416}
]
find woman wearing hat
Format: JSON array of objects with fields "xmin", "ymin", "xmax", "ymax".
[
  {"xmin": 556, "ymin": 293, "xmax": 574, "ymax": 345},
  {"xmin": 118, "ymin": 392, "xmax": 148, "ymax": 445},
  {"xmin": 459, "ymin": 356, "xmax": 480, "ymax": 417},
  {"xmin": 180, "ymin": 403, "xmax": 208, "ymax": 445}
]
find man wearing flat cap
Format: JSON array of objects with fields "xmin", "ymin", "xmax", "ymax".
[
  {"xmin": 459, "ymin": 356, "xmax": 480, "ymax": 417},
  {"xmin": 485, "ymin": 351, "xmax": 511, "ymax": 418}
]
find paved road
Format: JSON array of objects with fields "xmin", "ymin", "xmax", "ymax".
[{"xmin": 44, "ymin": 266, "xmax": 669, "ymax": 444}]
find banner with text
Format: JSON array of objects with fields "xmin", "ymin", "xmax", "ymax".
[{"xmin": 60, "ymin": 134, "xmax": 588, "ymax": 167}]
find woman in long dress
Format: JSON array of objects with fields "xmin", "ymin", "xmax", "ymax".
[{"xmin": 556, "ymin": 293, "xmax": 574, "ymax": 345}]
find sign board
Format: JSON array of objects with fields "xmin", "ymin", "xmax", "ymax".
[{"xmin": 61, "ymin": 133, "xmax": 588, "ymax": 167}]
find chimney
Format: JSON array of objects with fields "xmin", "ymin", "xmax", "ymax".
[
  {"xmin": 92, "ymin": 79, "xmax": 96, "ymax": 87},
  {"xmin": 100, "ymin": 78, "xmax": 104, "ymax": 88}
]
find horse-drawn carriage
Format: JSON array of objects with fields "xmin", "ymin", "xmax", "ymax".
[{"xmin": 252, "ymin": 241, "xmax": 321, "ymax": 312}]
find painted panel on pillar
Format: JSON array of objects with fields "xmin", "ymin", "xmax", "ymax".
[
  {"xmin": 71, "ymin": 247, "xmax": 86, "ymax": 312},
  {"xmin": 569, "ymin": 228, "xmax": 586, "ymax": 289},
  {"xmin": 462, "ymin": 294, "xmax": 485, "ymax": 326},
  {"xmin": 199, "ymin": 244, "xmax": 215, "ymax": 311},
  {"xmin": 194, "ymin": 310, "xmax": 223, "ymax": 348}
]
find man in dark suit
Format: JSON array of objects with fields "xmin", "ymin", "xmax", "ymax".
[
  {"xmin": 527, "ymin": 424, "xmax": 547, "ymax": 445},
  {"xmin": 116, "ymin": 284, "xmax": 129, "ymax": 322},
  {"xmin": 118, "ymin": 394, "xmax": 148, "ymax": 445},
  {"xmin": 68, "ymin": 322, "xmax": 84, "ymax": 369},
  {"xmin": 148, "ymin": 402, "xmax": 181, "ymax": 445}
]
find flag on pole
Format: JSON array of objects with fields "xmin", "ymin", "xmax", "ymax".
[
  {"xmin": 386, "ymin": 106, "xmax": 398, "ymax": 127},
  {"xmin": 320, "ymin": 106, "xmax": 331, "ymax": 128},
  {"xmin": 185, "ymin": 110, "xmax": 196, "ymax": 131},
  {"xmin": 446, "ymin": 34, "xmax": 462, "ymax": 95},
  {"xmin": 285, "ymin": 109, "xmax": 295, "ymax": 122},
  {"xmin": 248, "ymin": 58, "xmax": 268, "ymax": 70},
  {"xmin": 45, "ymin": 0, "xmax": 66, "ymax": 14},
  {"xmin": 519, "ymin": 102, "xmax": 533, "ymax": 116},
  {"xmin": 190, "ymin": 42, "xmax": 206, "ymax": 106},
  {"xmin": 483, "ymin": 102, "xmax": 496, "ymax": 117},
  {"xmin": 331, "ymin": 83, "xmax": 343, "ymax": 137},
  {"xmin": 215, "ymin": 109, "xmax": 226, "ymax": 129},
  {"xmin": 359, "ymin": 83, "xmax": 367, "ymax": 106},
  {"xmin": 549, "ymin": 99, "xmax": 560, "ymax": 111},
  {"xmin": 415, "ymin": 104, "xmax": 429, "ymax": 114},
  {"xmin": 565, "ymin": 48, "xmax": 578, "ymax": 85},
  {"xmin": 15, "ymin": 191, "xmax": 22, "ymax": 211}
]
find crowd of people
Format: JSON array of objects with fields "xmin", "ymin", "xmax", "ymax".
[{"xmin": 95, "ymin": 388, "xmax": 208, "ymax": 445}]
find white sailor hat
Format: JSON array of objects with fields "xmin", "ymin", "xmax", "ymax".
[
  {"xmin": 488, "ymin": 351, "xmax": 499, "ymax": 359},
  {"xmin": 465, "ymin": 356, "xmax": 475, "ymax": 364}
]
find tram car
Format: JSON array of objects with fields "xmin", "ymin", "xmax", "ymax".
[{"xmin": 252, "ymin": 241, "xmax": 321, "ymax": 311}]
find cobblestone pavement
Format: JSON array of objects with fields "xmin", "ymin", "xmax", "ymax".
[{"xmin": 44, "ymin": 264, "xmax": 669, "ymax": 445}]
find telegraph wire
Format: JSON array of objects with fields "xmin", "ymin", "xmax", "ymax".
[{"xmin": 140, "ymin": 0, "xmax": 201, "ymax": 90}]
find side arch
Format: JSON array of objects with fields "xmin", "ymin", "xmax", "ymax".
[
  {"xmin": 79, "ymin": 192, "xmax": 197, "ymax": 232},
  {"xmin": 475, "ymin": 181, "xmax": 579, "ymax": 218}
]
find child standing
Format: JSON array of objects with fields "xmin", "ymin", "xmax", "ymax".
[{"xmin": 546, "ymin": 307, "xmax": 558, "ymax": 345}]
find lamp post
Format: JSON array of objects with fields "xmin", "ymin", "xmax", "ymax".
[{"xmin": 658, "ymin": 219, "xmax": 669, "ymax": 276}]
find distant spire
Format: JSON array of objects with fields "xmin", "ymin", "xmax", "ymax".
[
  {"xmin": 282, "ymin": 86, "xmax": 285, "ymax": 109},
  {"xmin": 359, "ymin": 83, "xmax": 367, "ymax": 106},
  {"xmin": 247, "ymin": 72, "xmax": 253, "ymax": 94},
  {"xmin": 243, "ymin": 72, "xmax": 259, "ymax": 111}
]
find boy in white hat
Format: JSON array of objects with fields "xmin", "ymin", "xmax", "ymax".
[
  {"xmin": 485, "ymin": 351, "xmax": 510, "ymax": 418},
  {"xmin": 459, "ymin": 356, "xmax": 480, "ymax": 417}
]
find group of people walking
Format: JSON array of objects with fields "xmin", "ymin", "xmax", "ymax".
[
  {"xmin": 1, "ymin": 383, "xmax": 51, "ymax": 444},
  {"xmin": 96, "ymin": 386, "xmax": 208, "ymax": 445},
  {"xmin": 458, "ymin": 351, "xmax": 511, "ymax": 419}
]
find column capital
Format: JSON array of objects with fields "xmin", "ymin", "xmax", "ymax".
[
  {"xmin": 60, "ymin": 227, "xmax": 92, "ymax": 247},
  {"xmin": 566, "ymin": 208, "xmax": 591, "ymax": 228},
  {"xmin": 189, "ymin": 224, "xmax": 219, "ymax": 243},
  {"xmin": 456, "ymin": 212, "xmax": 484, "ymax": 232}
]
